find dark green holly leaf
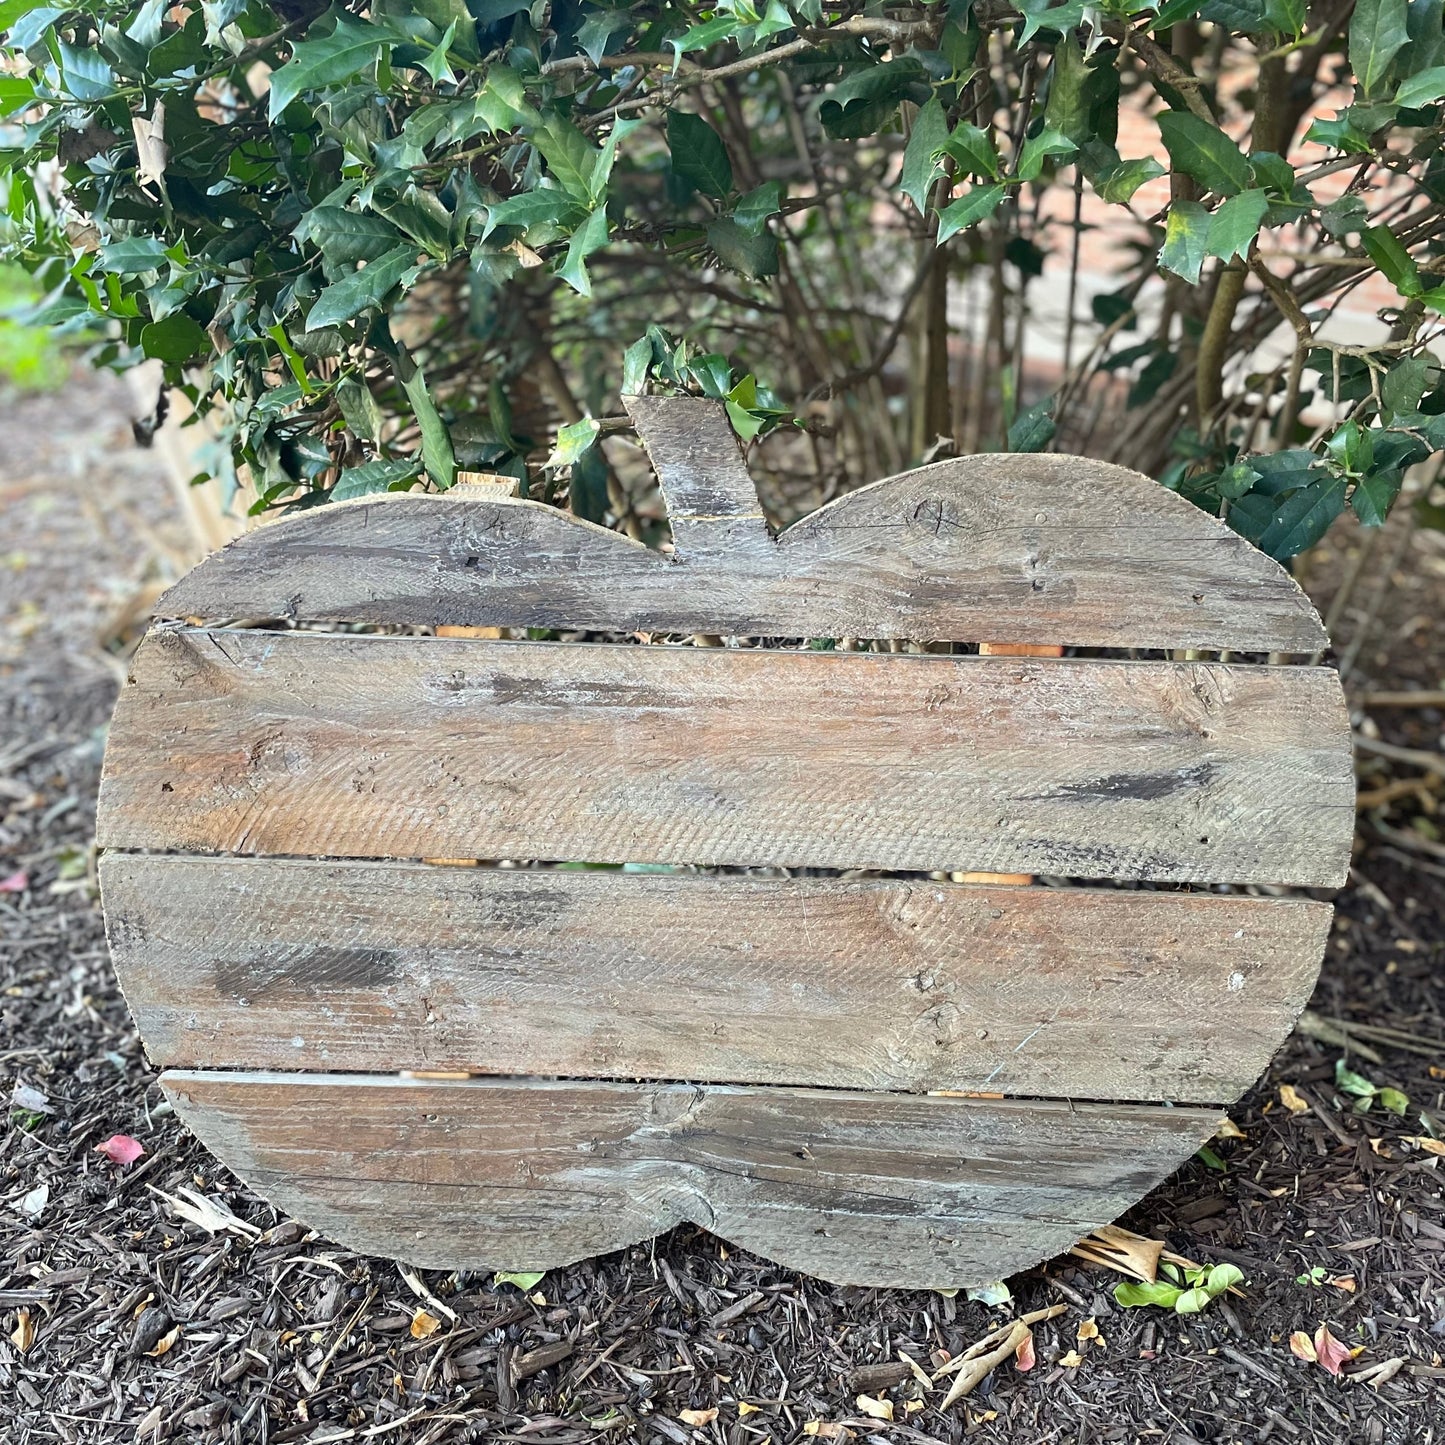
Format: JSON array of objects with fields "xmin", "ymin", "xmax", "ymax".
[
  {"xmin": 1305, "ymin": 113, "xmax": 1376, "ymax": 152},
  {"xmin": 97, "ymin": 236, "xmax": 172, "ymax": 274},
  {"xmin": 297, "ymin": 206, "xmax": 408, "ymax": 266},
  {"xmin": 936, "ymin": 184, "xmax": 1006, "ymax": 242},
  {"xmin": 1206, "ymin": 187, "xmax": 1269, "ymax": 260},
  {"xmin": 1017, "ymin": 126, "xmax": 1076, "ymax": 182},
  {"xmin": 1350, "ymin": 0, "xmax": 1410, "ymax": 98},
  {"xmin": 395, "ymin": 344, "xmax": 455, "ymax": 489},
  {"xmin": 1363, "ymin": 224, "xmax": 1422, "ymax": 295},
  {"xmin": 332, "ymin": 456, "xmax": 421, "ymax": 500},
  {"xmin": 733, "ymin": 181, "xmax": 782, "ymax": 236},
  {"xmin": 1382, "ymin": 354, "xmax": 1431, "ymax": 418},
  {"xmin": 1158, "ymin": 111, "xmax": 1254, "ymax": 196},
  {"xmin": 707, "ymin": 216, "xmax": 779, "ymax": 277},
  {"xmin": 943, "ymin": 122, "xmax": 1001, "ymax": 180},
  {"xmin": 1015, "ymin": 0, "xmax": 1087, "ymax": 41},
  {"xmin": 268, "ymin": 14, "xmax": 400, "ymax": 120},
  {"xmin": 1397, "ymin": 65, "xmax": 1445, "ymax": 106},
  {"xmin": 1008, "ymin": 396, "xmax": 1056, "ymax": 452},
  {"xmin": 1321, "ymin": 194, "xmax": 1368, "ymax": 238},
  {"xmin": 305, "ymin": 244, "xmax": 419, "ymax": 329},
  {"xmin": 1159, "ymin": 200, "xmax": 1210, "ymax": 283},
  {"xmin": 1352, "ymin": 469, "xmax": 1403, "ymax": 524},
  {"xmin": 900, "ymin": 94, "xmax": 949, "ymax": 213},
  {"xmin": 575, "ymin": 9, "xmax": 631, "ymax": 66},
  {"xmin": 1216, "ymin": 460, "xmax": 1261, "ymax": 498},
  {"xmin": 480, "ymin": 188, "xmax": 582, "ymax": 243},
  {"xmin": 140, "ymin": 310, "xmax": 207, "ymax": 362},
  {"xmin": 818, "ymin": 58, "xmax": 927, "ymax": 140},
  {"xmin": 1254, "ymin": 471, "xmax": 1348, "ymax": 557},
  {"xmin": 668, "ymin": 110, "xmax": 733, "ymax": 199},
  {"xmin": 557, "ymin": 205, "xmax": 608, "ymax": 296}
]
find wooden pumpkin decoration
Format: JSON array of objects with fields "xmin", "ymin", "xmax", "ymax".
[{"xmin": 98, "ymin": 397, "xmax": 1353, "ymax": 1289}]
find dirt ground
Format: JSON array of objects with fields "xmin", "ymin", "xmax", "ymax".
[{"xmin": 2, "ymin": 368, "xmax": 1443, "ymax": 1445}]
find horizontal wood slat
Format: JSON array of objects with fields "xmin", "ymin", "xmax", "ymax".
[
  {"xmin": 104, "ymin": 856, "xmax": 1330, "ymax": 1103},
  {"xmin": 97, "ymin": 630, "xmax": 1353, "ymax": 886},
  {"xmin": 160, "ymin": 1070, "xmax": 1220, "ymax": 1288},
  {"xmin": 154, "ymin": 446, "xmax": 1326, "ymax": 652}
]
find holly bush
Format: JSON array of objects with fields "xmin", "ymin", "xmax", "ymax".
[{"xmin": 1, "ymin": 0, "xmax": 1442, "ymax": 553}]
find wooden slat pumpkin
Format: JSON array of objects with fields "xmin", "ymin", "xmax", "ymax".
[{"xmin": 97, "ymin": 397, "xmax": 1354, "ymax": 1289}]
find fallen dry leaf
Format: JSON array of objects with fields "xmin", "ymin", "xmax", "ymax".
[
  {"xmin": 409, "ymin": 1309, "xmax": 441, "ymax": 1340},
  {"xmin": 19, "ymin": 1182, "xmax": 48, "ymax": 1219},
  {"xmin": 679, "ymin": 1408, "xmax": 718, "ymax": 1427},
  {"xmin": 1279, "ymin": 1083, "xmax": 1311, "ymax": 1115},
  {"xmin": 801, "ymin": 1424, "xmax": 853, "ymax": 1441},
  {"xmin": 897, "ymin": 1349, "xmax": 931, "ymax": 1387},
  {"xmin": 146, "ymin": 1324, "xmax": 180, "ymax": 1358},
  {"xmin": 10, "ymin": 1309, "xmax": 35, "ymax": 1353},
  {"xmin": 940, "ymin": 1320, "xmax": 1033, "ymax": 1408},
  {"xmin": 854, "ymin": 1394, "xmax": 893, "ymax": 1421},
  {"xmin": 1216, "ymin": 1117, "xmax": 1247, "ymax": 1140},
  {"xmin": 1405, "ymin": 1136, "xmax": 1445, "ymax": 1157},
  {"xmin": 1429, "ymin": 1065, "xmax": 1444, "ymax": 1081},
  {"xmin": 1289, "ymin": 1331, "xmax": 1317, "ymax": 1364},
  {"xmin": 1077, "ymin": 1317, "xmax": 1101, "ymax": 1344},
  {"xmin": 95, "ymin": 1134, "xmax": 145, "ymax": 1166},
  {"xmin": 1328, "ymin": 1275, "xmax": 1357, "ymax": 1293},
  {"xmin": 737, "ymin": 1402, "xmax": 760, "ymax": 1416},
  {"xmin": 1059, "ymin": 1349, "xmax": 1085, "ymax": 1368},
  {"xmin": 970, "ymin": 1410, "xmax": 999, "ymax": 1424},
  {"xmin": 0, "ymin": 869, "xmax": 28, "ymax": 893},
  {"xmin": 150, "ymin": 1186, "xmax": 263, "ymax": 1239}
]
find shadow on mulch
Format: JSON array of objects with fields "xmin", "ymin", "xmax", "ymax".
[{"xmin": 1, "ymin": 375, "xmax": 1443, "ymax": 1445}]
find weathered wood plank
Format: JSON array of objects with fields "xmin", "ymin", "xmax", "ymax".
[
  {"xmin": 104, "ymin": 855, "xmax": 1329, "ymax": 1102},
  {"xmin": 96, "ymin": 630, "xmax": 1354, "ymax": 885},
  {"xmin": 153, "ymin": 438, "xmax": 1326, "ymax": 652},
  {"xmin": 627, "ymin": 395, "xmax": 773, "ymax": 563},
  {"xmin": 160, "ymin": 1070, "xmax": 1220, "ymax": 1288}
]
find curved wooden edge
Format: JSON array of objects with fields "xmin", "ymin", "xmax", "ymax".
[
  {"xmin": 160, "ymin": 1071, "xmax": 1222, "ymax": 1289},
  {"xmin": 152, "ymin": 400, "xmax": 1326, "ymax": 652},
  {"xmin": 104, "ymin": 854, "xmax": 1331, "ymax": 1104}
]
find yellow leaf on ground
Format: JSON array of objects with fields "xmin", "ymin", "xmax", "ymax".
[
  {"xmin": 1077, "ymin": 1318, "xmax": 1100, "ymax": 1344},
  {"xmin": 802, "ymin": 1424, "xmax": 853, "ymax": 1441},
  {"xmin": 1216, "ymin": 1118, "xmax": 1247, "ymax": 1140},
  {"xmin": 1279, "ymin": 1084, "xmax": 1311, "ymax": 1115},
  {"xmin": 10, "ymin": 1309, "xmax": 35, "ymax": 1353},
  {"xmin": 737, "ymin": 1402, "xmax": 760, "ymax": 1416},
  {"xmin": 680, "ymin": 1409, "xmax": 718, "ymax": 1428},
  {"xmin": 1328, "ymin": 1275, "xmax": 1357, "ymax": 1293},
  {"xmin": 1406, "ymin": 1136, "xmax": 1445, "ymax": 1157},
  {"xmin": 410, "ymin": 1309, "xmax": 441, "ymax": 1340},
  {"xmin": 855, "ymin": 1395, "xmax": 894, "ymax": 1421},
  {"xmin": 146, "ymin": 1325, "xmax": 180, "ymax": 1358},
  {"xmin": 1059, "ymin": 1349, "xmax": 1085, "ymax": 1368}
]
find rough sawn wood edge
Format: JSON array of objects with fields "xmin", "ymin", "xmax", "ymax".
[
  {"xmin": 158, "ymin": 1070, "xmax": 1223, "ymax": 1289},
  {"xmin": 151, "ymin": 397, "xmax": 1327, "ymax": 652}
]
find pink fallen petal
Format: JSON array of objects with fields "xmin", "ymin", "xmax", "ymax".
[
  {"xmin": 1313, "ymin": 1325, "xmax": 1355, "ymax": 1377},
  {"xmin": 0, "ymin": 869, "xmax": 28, "ymax": 893},
  {"xmin": 95, "ymin": 1134, "xmax": 146, "ymax": 1166},
  {"xmin": 1014, "ymin": 1328, "xmax": 1036, "ymax": 1372}
]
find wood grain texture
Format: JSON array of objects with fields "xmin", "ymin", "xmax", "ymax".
[
  {"xmin": 153, "ymin": 425, "xmax": 1326, "ymax": 652},
  {"xmin": 96, "ymin": 629, "xmax": 1354, "ymax": 886},
  {"xmin": 159, "ymin": 1070, "xmax": 1221, "ymax": 1287},
  {"xmin": 104, "ymin": 855, "xmax": 1330, "ymax": 1102}
]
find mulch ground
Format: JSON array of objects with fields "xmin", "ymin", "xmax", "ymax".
[{"xmin": 1, "ymin": 370, "xmax": 1443, "ymax": 1445}]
